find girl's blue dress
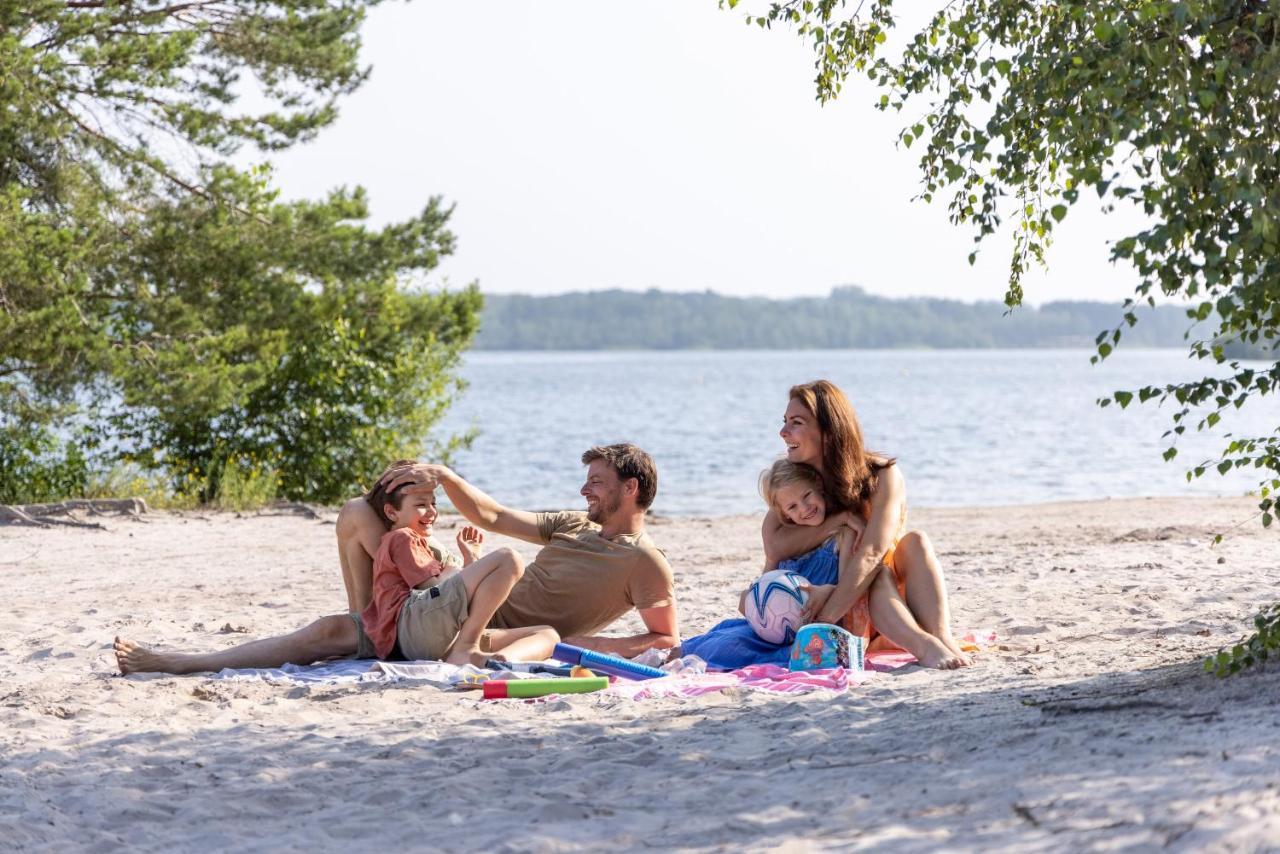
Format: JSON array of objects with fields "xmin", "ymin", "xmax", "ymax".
[{"xmin": 681, "ymin": 538, "xmax": 839, "ymax": 670}]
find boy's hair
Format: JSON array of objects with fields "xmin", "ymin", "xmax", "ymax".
[
  {"xmin": 364, "ymin": 459, "xmax": 419, "ymax": 530},
  {"xmin": 759, "ymin": 459, "xmax": 827, "ymax": 516},
  {"xmin": 581, "ymin": 443, "xmax": 658, "ymax": 510}
]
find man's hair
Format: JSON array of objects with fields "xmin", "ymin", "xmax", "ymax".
[
  {"xmin": 581, "ymin": 443, "xmax": 658, "ymax": 510},
  {"xmin": 363, "ymin": 459, "xmax": 418, "ymax": 530}
]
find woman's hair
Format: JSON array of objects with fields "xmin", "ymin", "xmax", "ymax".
[
  {"xmin": 363, "ymin": 459, "xmax": 419, "ymax": 530},
  {"xmin": 788, "ymin": 380, "xmax": 894, "ymax": 512},
  {"xmin": 759, "ymin": 459, "xmax": 827, "ymax": 517}
]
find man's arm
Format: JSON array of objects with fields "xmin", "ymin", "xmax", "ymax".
[
  {"xmin": 562, "ymin": 602, "xmax": 679, "ymax": 658},
  {"xmin": 562, "ymin": 553, "xmax": 679, "ymax": 657},
  {"xmin": 385, "ymin": 463, "xmax": 544, "ymax": 545}
]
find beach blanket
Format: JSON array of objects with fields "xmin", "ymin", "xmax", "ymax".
[
  {"xmin": 208, "ymin": 659, "xmax": 478, "ymax": 689},
  {"xmin": 208, "ymin": 631, "xmax": 996, "ymax": 698},
  {"xmin": 208, "ymin": 657, "xmax": 862, "ymax": 698}
]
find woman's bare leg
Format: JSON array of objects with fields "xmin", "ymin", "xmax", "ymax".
[
  {"xmin": 892, "ymin": 530, "xmax": 971, "ymax": 664},
  {"xmin": 485, "ymin": 626, "xmax": 560, "ymax": 662},
  {"xmin": 444, "ymin": 547, "xmax": 525, "ymax": 666},
  {"xmin": 114, "ymin": 614, "xmax": 358, "ymax": 675},
  {"xmin": 866, "ymin": 571, "xmax": 966, "ymax": 670}
]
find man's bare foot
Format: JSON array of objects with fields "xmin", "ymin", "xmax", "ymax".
[
  {"xmin": 444, "ymin": 642, "xmax": 486, "ymax": 668},
  {"xmin": 913, "ymin": 635, "xmax": 966, "ymax": 670},
  {"xmin": 114, "ymin": 637, "xmax": 180, "ymax": 675}
]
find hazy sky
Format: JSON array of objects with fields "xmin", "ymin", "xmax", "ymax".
[{"xmin": 263, "ymin": 1, "xmax": 1151, "ymax": 306}]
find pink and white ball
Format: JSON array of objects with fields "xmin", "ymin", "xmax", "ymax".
[{"xmin": 744, "ymin": 570, "xmax": 809, "ymax": 644}]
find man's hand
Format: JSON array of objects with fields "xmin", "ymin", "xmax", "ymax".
[
  {"xmin": 381, "ymin": 462, "xmax": 450, "ymax": 495},
  {"xmin": 799, "ymin": 583, "xmax": 836, "ymax": 625},
  {"xmin": 456, "ymin": 526, "xmax": 483, "ymax": 566}
]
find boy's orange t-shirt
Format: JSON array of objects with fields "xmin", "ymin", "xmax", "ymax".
[{"xmin": 360, "ymin": 528, "xmax": 446, "ymax": 659}]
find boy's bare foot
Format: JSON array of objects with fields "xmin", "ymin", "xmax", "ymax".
[
  {"xmin": 114, "ymin": 637, "xmax": 178, "ymax": 675},
  {"xmin": 444, "ymin": 643, "xmax": 486, "ymax": 668},
  {"xmin": 914, "ymin": 635, "xmax": 966, "ymax": 670}
]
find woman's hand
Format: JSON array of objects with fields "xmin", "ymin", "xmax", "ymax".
[
  {"xmin": 829, "ymin": 510, "xmax": 866, "ymax": 541},
  {"xmin": 799, "ymin": 583, "xmax": 836, "ymax": 625},
  {"xmin": 456, "ymin": 525, "xmax": 484, "ymax": 565}
]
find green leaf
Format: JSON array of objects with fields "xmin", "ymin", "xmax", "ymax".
[{"xmin": 1050, "ymin": 204, "xmax": 1067, "ymax": 222}]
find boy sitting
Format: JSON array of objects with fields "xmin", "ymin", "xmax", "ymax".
[{"xmin": 356, "ymin": 477, "xmax": 559, "ymax": 667}]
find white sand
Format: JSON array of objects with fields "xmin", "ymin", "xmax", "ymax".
[{"xmin": 3, "ymin": 496, "xmax": 1279, "ymax": 851}]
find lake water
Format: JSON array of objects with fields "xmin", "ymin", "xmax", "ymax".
[{"xmin": 433, "ymin": 349, "xmax": 1279, "ymax": 516}]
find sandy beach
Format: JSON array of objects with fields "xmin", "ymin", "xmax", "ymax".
[{"xmin": 3, "ymin": 495, "xmax": 1279, "ymax": 851}]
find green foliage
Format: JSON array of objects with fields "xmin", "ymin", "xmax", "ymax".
[
  {"xmin": 740, "ymin": 0, "xmax": 1280, "ymax": 672},
  {"xmin": 1207, "ymin": 602, "xmax": 1280, "ymax": 676},
  {"xmin": 0, "ymin": 422, "xmax": 89, "ymax": 504},
  {"xmin": 103, "ymin": 168, "xmax": 481, "ymax": 503},
  {"xmin": 85, "ymin": 464, "xmax": 200, "ymax": 511},
  {"xmin": 477, "ymin": 287, "xmax": 1199, "ymax": 349},
  {"xmin": 1, "ymin": 1, "xmax": 480, "ymax": 506},
  {"xmin": 208, "ymin": 456, "xmax": 280, "ymax": 512}
]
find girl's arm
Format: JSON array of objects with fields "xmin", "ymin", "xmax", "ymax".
[
  {"xmin": 761, "ymin": 508, "xmax": 862, "ymax": 569},
  {"xmin": 814, "ymin": 464, "xmax": 906, "ymax": 624}
]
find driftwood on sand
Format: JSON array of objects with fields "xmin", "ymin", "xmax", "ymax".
[{"xmin": 0, "ymin": 498, "xmax": 148, "ymax": 530}]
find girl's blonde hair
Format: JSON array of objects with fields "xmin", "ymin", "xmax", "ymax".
[{"xmin": 759, "ymin": 459, "xmax": 827, "ymax": 517}]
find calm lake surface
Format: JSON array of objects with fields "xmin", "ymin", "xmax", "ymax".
[{"xmin": 433, "ymin": 349, "xmax": 1279, "ymax": 516}]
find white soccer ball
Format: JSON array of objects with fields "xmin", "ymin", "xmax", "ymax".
[{"xmin": 744, "ymin": 570, "xmax": 809, "ymax": 644}]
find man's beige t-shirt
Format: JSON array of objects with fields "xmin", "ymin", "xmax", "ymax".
[{"xmin": 490, "ymin": 511, "xmax": 674, "ymax": 637}]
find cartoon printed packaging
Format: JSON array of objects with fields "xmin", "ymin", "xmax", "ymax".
[{"xmin": 788, "ymin": 623, "xmax": 864, "ymax": 672}]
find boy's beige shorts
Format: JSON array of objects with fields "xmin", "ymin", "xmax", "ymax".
[
  {"xmin": 349, "ymin": 573, "xmax": 489, "ymax": 661},
  {"xmin": 395, "ymin": 573, "xmax": 469, "ymax": 661}
]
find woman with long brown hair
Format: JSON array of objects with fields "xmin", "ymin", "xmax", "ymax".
[{"xmin": 766, "ymin": 380, "xmax": 971, "ymax": 669}]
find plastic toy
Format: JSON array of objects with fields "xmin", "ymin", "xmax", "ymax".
[
  {"xmin": 484, "ymin": 659, "xmax": 575, "ymax": 677},
  {"xmin": 551, "ymin": 643, "xmax": 666, "ymax": 680},
  {"xmin": 481, "ymin": 676, "xmax": 609, "ymax": 699}
]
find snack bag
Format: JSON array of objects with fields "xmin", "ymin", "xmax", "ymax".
[{"xmin": 789, "ymin": 623, "xmax": 864, "ymax": 672}]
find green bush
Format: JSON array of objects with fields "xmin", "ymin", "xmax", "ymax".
[
  {"xmin": 0, "ymin": 423, "xmax": 89, "ymax": 505},
  {"xmin": 209, "ymin": 455, "xmax": 280, "ymax": 512}
]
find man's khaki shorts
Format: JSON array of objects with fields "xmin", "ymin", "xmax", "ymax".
[{"xmin": 395, "ymin": 572, "xmax": 469, "ymax": 661}]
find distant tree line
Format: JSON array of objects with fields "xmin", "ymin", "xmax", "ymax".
[{"xmin": 474, "ymin": 286, "xmax": 1217, "ymax": 350}]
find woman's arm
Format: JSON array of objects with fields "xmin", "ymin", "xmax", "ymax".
[
  {"xmin": 761, "ymin": 508, "xmax": 861, "ymax": 569},
  {"xmin": 814, "ymin": 465, "xmax": 906, "ymax": 624}
]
